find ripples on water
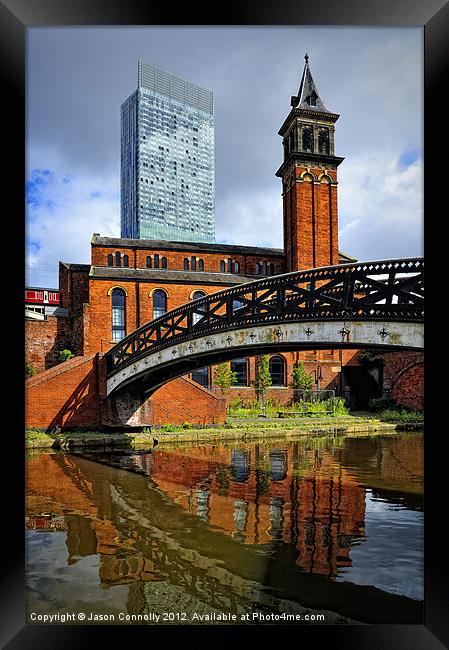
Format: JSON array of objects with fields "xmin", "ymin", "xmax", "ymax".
[{"xmin": 26, "ymin": 432, "xmax": 423, "ymax": 624}]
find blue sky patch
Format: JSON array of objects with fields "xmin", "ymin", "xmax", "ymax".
[
  {"xmin": 26, "ymin": 168, "xmax": 54, "ymax": 207},
  {"xmin": 399, "ymin": 148, "xmax": 421, "ymax": 170}
]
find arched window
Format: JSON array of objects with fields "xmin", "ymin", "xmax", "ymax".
[
  {"xmin": 231, "ymin": 449, "xmax": 249, "ymax": 483},
  {"xmin": 227, "ymin": 258, "xmax": 232, "ymax": 273},
  {"xmin": 269, "ymin": 355, "xmax": 286, "ymax": 386},
  {"xmin": 111, "ymin": 288, "xmax": 126, "ymax": 342},
  {"xmin": 255, "ymin": 262, "xmax": 261, "ymax": 275},
  {"xmin": 220, "ymin": 260, "xmax": 226, "ymax": 273},
  {"xmin": 153, "ymin": 290, "xmax": 167, "ymax": 320},
  {"xmin": 146, "ymin": 256, "xmax": 152, "ymax": 269},
  {"xmin": 123, "ymin": 254, "xmax": 129, "ymax": 268},
  {"xmin": 154, "ymin": 254, "xmax": 160, "ymax": 269},
  {"xmin": 234, "ymin": 261, "xmax": 240, "ymax": 273},
  {"xmin": 191, "ymin": 256, "xmax": 196, "ymax": 271},
  {"xmin": 115, "ymin": 252, "xmax": 121, "ymax": 267},
  {"xmin": 269, "ymin": 262, "xmax": 275, "ymax": 275},
  {"xmin": 107, "ymin": 254, "xmax": 113, "ymax": 267},
  {"xmin": 184, "ymin": 258, "xmax": 189, "ymax": 270},
  {"xmin": 161, "ymin": 257, "xmax": 167, "ymax": 269},
  {"xmin": 302, "ymin": 126, "xmax": 313, "ymax": 152},
  {"xmin": 319, "ymin": 128, "xmax": 329, "ymax": 155},
  {"xmin": 230, "ymin": 358, "xmax": 248, "ymax": 386},
  {"xmin": 198, "ymin": 259, "xmax": 204, "ymax": 271},
  {"xmin": 192, "ymin": 290, "xmax": 206, "ymax": 325},
  {"xmin": 262, "ymin": 261, "xmax": 267, "ymax": 275},
  {"xmin": 269, "ymin": 449, "xmax": 287, "ymax": 481}
]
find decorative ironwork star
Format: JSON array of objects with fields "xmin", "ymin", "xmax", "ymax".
[
  {"xmin": 378, "ymin": 326, "xmax": 390, "ymax": 340},
  {"xmin": 274, "ymin": 328, "xmax": 283, "ymax": 339},
  {"xmin": 172, "ymin": 349, "xmax": 177, "ymax": 356},
  {"xmin": 305, "ymin": 327, "xmax": 314, "ymax": 338},
  {"xmin": 249, "ymin": 332, "xmax": 256, "ymax": 341},
  {"xmin": 206, "ymin": 339, "xmax": 213, "ymax": 347},
  {"xmin": 226, "ymin": 335, "xmax": 233, "ymax": 345}
]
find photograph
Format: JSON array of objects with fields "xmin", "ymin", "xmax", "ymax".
[{"xmin": 22, "ymin": 24, "xmax": 427, "ymax": 630}]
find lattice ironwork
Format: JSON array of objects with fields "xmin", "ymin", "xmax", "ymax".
[{"xmin": 106, "ymin": 258, "xmax": 424, "ymax": 377}]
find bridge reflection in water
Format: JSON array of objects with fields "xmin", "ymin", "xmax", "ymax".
[{"xmin": 26, "ymin": 434, "xmax": 423, "ymax": 624}]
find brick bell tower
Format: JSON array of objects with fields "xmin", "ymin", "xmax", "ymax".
[{"xmin": 276, "ymin": 54, "xmax": 344, "ymax": 271}]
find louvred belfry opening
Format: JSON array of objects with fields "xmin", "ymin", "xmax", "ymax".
[{"xmin": 276, "ymin": 54, "xmax": 345, "ymax": 272}]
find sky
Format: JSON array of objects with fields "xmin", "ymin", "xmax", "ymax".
[{"xmin": 26, "ymin": 26, "xmax": 423, "ymax": 289}]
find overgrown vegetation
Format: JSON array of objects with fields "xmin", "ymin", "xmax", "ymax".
[
  {"xmin": 227, "ymin": 396, "xmax": 349, "ymax": 418},
  {"xmin": 59, "ymin": 349, "xmax": 75, "ymax": 362},
  {"xmin": 377, "ymin": 409, "xmax": 424, "ymax": 423},
  {"xmin": 291, "ymin": 361, "xmax": 313, "ymax": 392},
  {"xmin": 252, "ymin": 355, "xmax": 272, "ymax": 415},
  {"xmin": 213, "ymin": 363, "xmax": 237, "ymax": 395},
  {"xmin": 368, "ymin": 396, "xmax": 423, "ymax": 422},
  {"xmin": 25, "ymin": 360, "xmax": 37, "ymax": 378},
  {"xmin": 368, "ymin": 396, "xmax": 398, "ymax": 411}
]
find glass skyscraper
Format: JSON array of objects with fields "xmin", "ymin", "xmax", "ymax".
[{"xmin": 121, "ymin": 61, "xmax": 215, "ymax": 243}]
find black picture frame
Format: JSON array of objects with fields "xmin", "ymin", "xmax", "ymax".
[{"xmin": 3, "ymin": 0, "xmax": 447, "ymax": 647}]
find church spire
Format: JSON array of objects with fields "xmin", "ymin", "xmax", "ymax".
[{"xmin": 291, "ymin": 53, "xmax": 330, "ymax": 112}]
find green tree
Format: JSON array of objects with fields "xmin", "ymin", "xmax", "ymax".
[
  {"xmin": 252, "ymin": 355, "xmax": 272, "ymax": 416},
  {"xmin": 25, "ymin": 360, "xmax": 37, "ymax": 378},
  {"xmin": 59, "ymin": 349, "xmax": 75, "ymax": 362},
  {"xmin": 213, "ymin": 363, "xmax": 238, "ymax": 395},
  {"xmin": 291, "ymin": 361, "xmax": 313, "ymax": 390}
]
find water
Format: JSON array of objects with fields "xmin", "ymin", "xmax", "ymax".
[{"xmin": 25, "ymin": 432, "xmax": 423, "ymax": 625}]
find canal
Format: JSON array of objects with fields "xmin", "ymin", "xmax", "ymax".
[{"xmin": 25, "ymin": 432, "xmax": 423, "ymax": 625}]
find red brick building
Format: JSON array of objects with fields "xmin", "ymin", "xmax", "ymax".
[{"xmin": 25, "ymin": 56, "xmax": 423, "ymax": 428}]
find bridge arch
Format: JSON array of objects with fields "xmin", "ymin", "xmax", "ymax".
[{"xmin": 105, "ymin": 258, "xmax": 423, "ymax": 397}]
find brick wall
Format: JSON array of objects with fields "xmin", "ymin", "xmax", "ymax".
[
  {"xmin": 283, "ymin": 165, "xmax": 339, "ymax": 272},
  {"xmin": 91, "ymin": 243, "xmax": 285, "ymax": 276},
  {"xmin": 25, "ymin": 354, "xmax": 226, "ymax": 430},
  {"xmin": 381, "ymin": 351, "xmax": 424, "ymax": 410},
  {"xmin": 148, "ymin": 377, "xmax": 226, "ymax": 426},
  {"xmin": 25, "ymin": 316, "xmax": 72, "ymax": 372},
  {"xmin": 391, "ymin": 362, "xmax": 424, "ymax": 411},
  {"xmin": 26, "ymin": 354, "xmax": 102, "ymax": 429}
]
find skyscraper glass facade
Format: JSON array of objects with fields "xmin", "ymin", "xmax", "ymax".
[{"xmin": 121, "ymin": 61, "xmax": 215, "ymax": 243}]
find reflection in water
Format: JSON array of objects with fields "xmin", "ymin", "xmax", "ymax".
[{"xmin": 26, "ymin": 433, "xmax": 423, "ymax": 624}]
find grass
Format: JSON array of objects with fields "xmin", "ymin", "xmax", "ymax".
[
  {"xmin": 227, "ymin": 397, "xmax": 349, "ymax": 418},
  {"xmin": 377, "ymin": 409, "xmax": 424, "ymax": 423}
]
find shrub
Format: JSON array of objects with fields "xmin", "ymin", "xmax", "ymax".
[
  {"xmin": 369, "ymin": 396, "xmax": 397, "ymax": 412},
  {"xmin": 214, "ymin": 363, "xmax": 237, "ymax": 395},
  {"xmin": 59, "ymin": 349, "xmax": 75, "ymax": 362},
  {"xmin": 291, "ymin": 361, "xmax": 313, "ymax": 391},
  {"xmin": 377, "ymin": 409, "xmax": 424, "ymax": 423},
  {"xmin": 25, "ymin": 361, "xmax": 37, "ymax": 378}
]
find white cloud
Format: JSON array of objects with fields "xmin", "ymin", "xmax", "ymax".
[
  {"xmin": 26, "ymin": 150, "xmax": 119, "ymax": 287},
  {"xmin": 215, "ymin": 188, "xmax": 283, "ymax": 249},
  {"xmin": 338, "ymin": 149, "xmax": 423, "ymax": 260}
]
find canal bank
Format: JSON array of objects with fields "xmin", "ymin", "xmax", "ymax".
[{"xmin": 25, "ymin": 414, "xmax": 424, "ymax": 450}]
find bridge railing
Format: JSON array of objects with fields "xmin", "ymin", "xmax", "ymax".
[{"xmin": 106, "ymin": 258, "xmax": 423, "ymax": 377}]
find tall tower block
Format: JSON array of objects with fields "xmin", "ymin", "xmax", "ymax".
[{"xmin": 276, "ymin": 55, "xmax": 344, "ymax": 271}]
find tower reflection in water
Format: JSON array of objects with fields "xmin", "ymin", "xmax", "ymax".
[{"xmin": 26, "ymin": 435, "xmax": 423, "ymax": 593}]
